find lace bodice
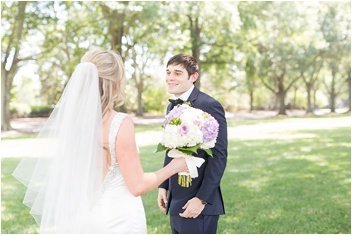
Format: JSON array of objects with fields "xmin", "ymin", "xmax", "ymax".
[{"xmin": 103, "ymin": 112, "xmax": 128, "ymax": 190}]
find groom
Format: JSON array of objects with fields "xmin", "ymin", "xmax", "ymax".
[{"xmin": 157, "ymin": 54, "xmax": 228, "ymax": 234}]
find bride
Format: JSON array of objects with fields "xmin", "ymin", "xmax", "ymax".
[{"xmin": 12, "ymin": 49, "xmax": 188, "ymax": 233}]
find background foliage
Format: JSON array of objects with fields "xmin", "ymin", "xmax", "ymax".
[{"xmin": 1, "ymin": 1, "xmax": 350, "ymax": 130}]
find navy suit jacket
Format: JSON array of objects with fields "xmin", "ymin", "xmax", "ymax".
[{"xmin": 159, "ymin": 87, "xmax": 227, "ymax": 216}]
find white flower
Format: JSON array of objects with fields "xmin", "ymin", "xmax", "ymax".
[
  {"xmin": 159, "ymin": 104, "xmax": 219, "ymax": 152},
  {"xmin": 161, "ymin": 125, "xmax": 181, "ymax": 148},
  {"xmin": 200, "ymin": 139, "xmax": 216, "ymax": 149}
]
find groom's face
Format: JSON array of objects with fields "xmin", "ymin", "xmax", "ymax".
[{"xmin": 165, "ymin": 64, "xmax": 197, "ymax": 97}]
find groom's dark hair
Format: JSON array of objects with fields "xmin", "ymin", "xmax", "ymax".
[{"xmin": 167, "ymin": 54, "xmax": 200, "ymax": 77}]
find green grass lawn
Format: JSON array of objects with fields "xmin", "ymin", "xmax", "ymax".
[
  {"xmin": 1, "ymin": 133, "xmax": 37, "ymax": 141},
  {"xmin": 218, "ymin": 127, "xmax": 350, "ymax": 233},
  {"xmin": 1, "ymin": 122, "xmax": 350, "ymax": 233},
  {"xmin": 1, "ymin": 125, "xmax": 160, "ymax": 141}
]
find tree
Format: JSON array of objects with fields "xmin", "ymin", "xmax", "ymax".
[
  {"xmin": 236, "ymin": 2, "xmax": 270, "ymax": 111},
  {"xmin": 37, "ymin": 2, "xmax": 106, "ymax": 106},
  {"xmin": 129, "ymin": 45, "xmax": 156, "ymax": 116},
  {"xmin": 100, "ymin": 2, "xmax": 129, "ymax": 55},
  {"xmin": 291, "ymin": 3, "xmax": 326, "ymax": 113},
  {"xmin": 347, "ymin": 66, "xmax": 351, "ymax": 112},
  {"xmin": 123, "ymin": 2, "xmax": 165, "ymax": 116},
  {"xmin": 298, "ymin": 46, "xmax": 324, "ymax": 113},
  {"xmin": 162, "ymin": 1, "xmax": 240, "ymax": 89},
  {"xmin": 320, "ymin": 2, "xmax": 351, "ymax": 112},
  {"xmin": 1, "ymin": 1, "xmax": 27, "ymax": 130},
  {"xmin": 255, "ymin": 2, "xmax": 308, "ymax": 115},
  {"xmin": 0, "ymin": 2, "xmax": 54, "ymax": 128}
]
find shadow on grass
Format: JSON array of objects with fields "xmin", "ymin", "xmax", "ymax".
[
  {"xmin": 1, "ymin": 158, "xmax": 38, "ymax": 234},
  {"xmin": 220, "ymin": 127, "xmax": 350, "ymax": 233}
]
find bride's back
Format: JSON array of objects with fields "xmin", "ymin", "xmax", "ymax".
[
  {"xmin": 84, "ymin": 110, "xmax": 147, "ymax": 234},
  {"xmin": 102, "ymin": 110, "xmax": 118, "ymax": 176}
]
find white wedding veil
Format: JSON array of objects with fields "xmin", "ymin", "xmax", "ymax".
[{"xmin": 12, "ymin": 62, "xmax": 104, "ymax": 233}]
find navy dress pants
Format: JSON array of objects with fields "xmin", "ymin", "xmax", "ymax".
[{"xmin": 170, "ymin": 215, "xmax": 219, "ymax": 234}]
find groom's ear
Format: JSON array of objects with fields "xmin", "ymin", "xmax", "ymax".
[{"xmin": 190, "ymin": 72, "xmax": 199, "ymax": 83}]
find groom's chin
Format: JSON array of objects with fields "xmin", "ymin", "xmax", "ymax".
[{"xmin": 167, "ymin": 88, "xmax": 176, "ymax": 95}]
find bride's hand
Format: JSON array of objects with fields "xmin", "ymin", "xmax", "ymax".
[{"xmin": 170, "ymin": 158, "xmax": 188, "ymax": 173}]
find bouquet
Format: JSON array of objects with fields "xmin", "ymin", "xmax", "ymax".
[{"xmin": 156, "ymin": 103, "xmax": 219, "ymax": 187}]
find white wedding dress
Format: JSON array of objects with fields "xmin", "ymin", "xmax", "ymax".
[
  {"xmin": 13, "ymin": 63, "xmax": 147, "ymax": 233},
  {"xmin": 81, "ymin": 113, "xmax": 147, "ymax": 234}
]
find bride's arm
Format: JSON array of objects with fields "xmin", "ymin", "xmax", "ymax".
[{"xmin": 115, "ymin": 116, "xmax": 186, "ymax": 196}]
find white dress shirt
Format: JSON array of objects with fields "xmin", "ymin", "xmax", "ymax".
[{"xmin": 175, "ymin": 85, "xmax": 195, "ymax": 101}]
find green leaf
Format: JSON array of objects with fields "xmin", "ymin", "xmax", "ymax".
[
  {"xmin": 156, "ymin": 143, "xmax": 168, "ymax": 153},
  {"xmin": 203, "ymin": 148, "xmax": 213, "ymax": 157},
  {"xmin": 169, "ymin": 117, "xmax": 182, "ymax": 125},
  {"xmin": 177, "ymin": 149, "xmax": 195, "ymax": 156},
  {"xmin": 178, "ymin": 144, "xmax": 201, "ymax": 154}
]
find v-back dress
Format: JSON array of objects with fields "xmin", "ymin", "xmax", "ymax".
[{"xmin": 82, "ymin": 113, "xmax": 147, "ymax": 234}]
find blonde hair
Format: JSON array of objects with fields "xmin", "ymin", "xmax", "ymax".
[{"xmin": 81, "ymin": 49, "xmax": 125, "ymax": 116}]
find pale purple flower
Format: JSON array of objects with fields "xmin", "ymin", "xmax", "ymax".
[
  {"xmin": 163, "ymin": 105, "xmax": 187, "ymax": 127},
  {"xmin": 193, "ymin": 120, "xmax": 202, "ymax": 128},
  {"xmin": 159, "ymin": 104, "xmax": 219, "ymax": 153},
  {"xmin": 201, "ymin": 116, "xmax": 219, "ymax": 142}
]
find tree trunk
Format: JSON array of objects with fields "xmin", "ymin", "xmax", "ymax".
[
  {"xmin": 272, "ymin": 94, "xmax": 279, "ymax": 110},
  {"xmin": 136, "ymin": 89, "xmax": 143, "ymax": 117},
  {"xmin": 330, "ymin": 95, "xmax": 336, "ymax": 113},
  {"xmin": 100, "ymin": 2, "xmax": 127, "ymax": 55},
  {"xmin": 313, "ymin": 87, "xmax": 318, "ymax": 111},
  {"xmin": 1, "ymin": 69, "xmax": 11, "ymax": 131},
  {"xmin": 1, "ymin": 1, "xmax": 27, "ymax": 131},
  {"xmin": 136, "ymin": 79, "xmax": 144, "ymax": 116},
  {"xmin": 292, "ymin": 86, "xmax": 297, "ymax": 109},
  {"xmin": 348, "ymin": 67, "xmax": 351, "ymax": 112},
  {"xmin": 306, "ymin": 82, "xmax": 313, "ymax": 113},
  {"xmin": 249, "ymin": 90, "xmax": 254, "ymax": 112},
  {"xmin": 188, "ymin": 15, "xmax": 201, "ymax": 89},
  {"xmin": 277, "ymin": 91, "xmax": 286, "ymax": 115},
  {"xmin": 277, "ymin": 76, "xmax": 286, "ymax": 115},
  {"xmin": 330, "ymin": 67, "xmax": 336, "ymax": 113}
]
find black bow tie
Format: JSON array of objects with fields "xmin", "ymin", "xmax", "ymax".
[{"xmin": 168, "ymin": 98, "xmax": 184, "ymax": 108}]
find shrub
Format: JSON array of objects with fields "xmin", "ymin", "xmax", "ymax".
[
  {"xmin": 10, "ymin": 103, "xmax": 31, "ymax": 118},
  {"xmin": 29, "ymin": 105, "xmax": 53, "ymax": 117}
]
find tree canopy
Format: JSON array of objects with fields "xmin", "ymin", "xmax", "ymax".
[{"xmin": 1, "ymin": 1, "xmax": 350, "ymax": 130}]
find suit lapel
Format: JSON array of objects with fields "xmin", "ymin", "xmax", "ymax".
[
  {"xmin": 166, "ymin": 103, "xmax": 173, "ymax": 114},
  {"xmin": 187, "ymin": 86, "xmax": 200, "ymax": 104}
]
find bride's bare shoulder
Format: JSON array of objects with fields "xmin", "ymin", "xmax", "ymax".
[
  {"xmin": 119, "ymin": 114, "xmax": 135, "ymax": 131},
  {"xmin": 116, "ymin": 114, "xmax": 135, "ymax": 144}
]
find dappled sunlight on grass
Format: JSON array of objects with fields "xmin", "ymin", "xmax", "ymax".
[
  {"xmin": 1, "ymin": 122, "xmax": 350, "ymax": 233},
  {"xmin": 228, "ymin": 115, "xmax": 349, "ymax": 141},
  {"xmin": 267, "ymin": 208, "xmax": 283, "ymax": 219},
  {"xmin": 237, "ymin": 176, "xmax": 270, "ymax": 192},
  {"xmin": 1, "ymin": 159, "xmax": 38, "ymax": 234},
  {"xmin": 221, "ymin": 127, "xmax": 350, "ymax": 233}
]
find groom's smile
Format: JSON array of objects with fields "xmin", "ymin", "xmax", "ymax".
[{"xmin": 166, "ymin": 64, "xmax": 197, "ymax": 97}]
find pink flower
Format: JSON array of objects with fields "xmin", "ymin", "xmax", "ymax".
[{"xmin": 179, "ymin": 124, "xmax": 189, "ymax": 135}]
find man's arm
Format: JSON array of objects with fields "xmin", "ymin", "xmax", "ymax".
[{"xmin": 195, "ymin": 100, "xmax": 228, "ymax": 204}]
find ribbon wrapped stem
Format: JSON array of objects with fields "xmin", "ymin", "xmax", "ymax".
[{"xmin": 168, "ymin": 149, "xmax": 205, "ymax": 188}]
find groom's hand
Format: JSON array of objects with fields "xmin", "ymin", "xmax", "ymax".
[
  {"xmin": 179, "ymin": 197, "xmax": 205, "ymax": 218},
  {"xmin": 157, "ymin": 188, "xmax": 168, "ymax": 213}
]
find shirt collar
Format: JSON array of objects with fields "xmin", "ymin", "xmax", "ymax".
[{"xmin": 174, "ymin": 85, "xmax": 195, "ymax": 101}]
